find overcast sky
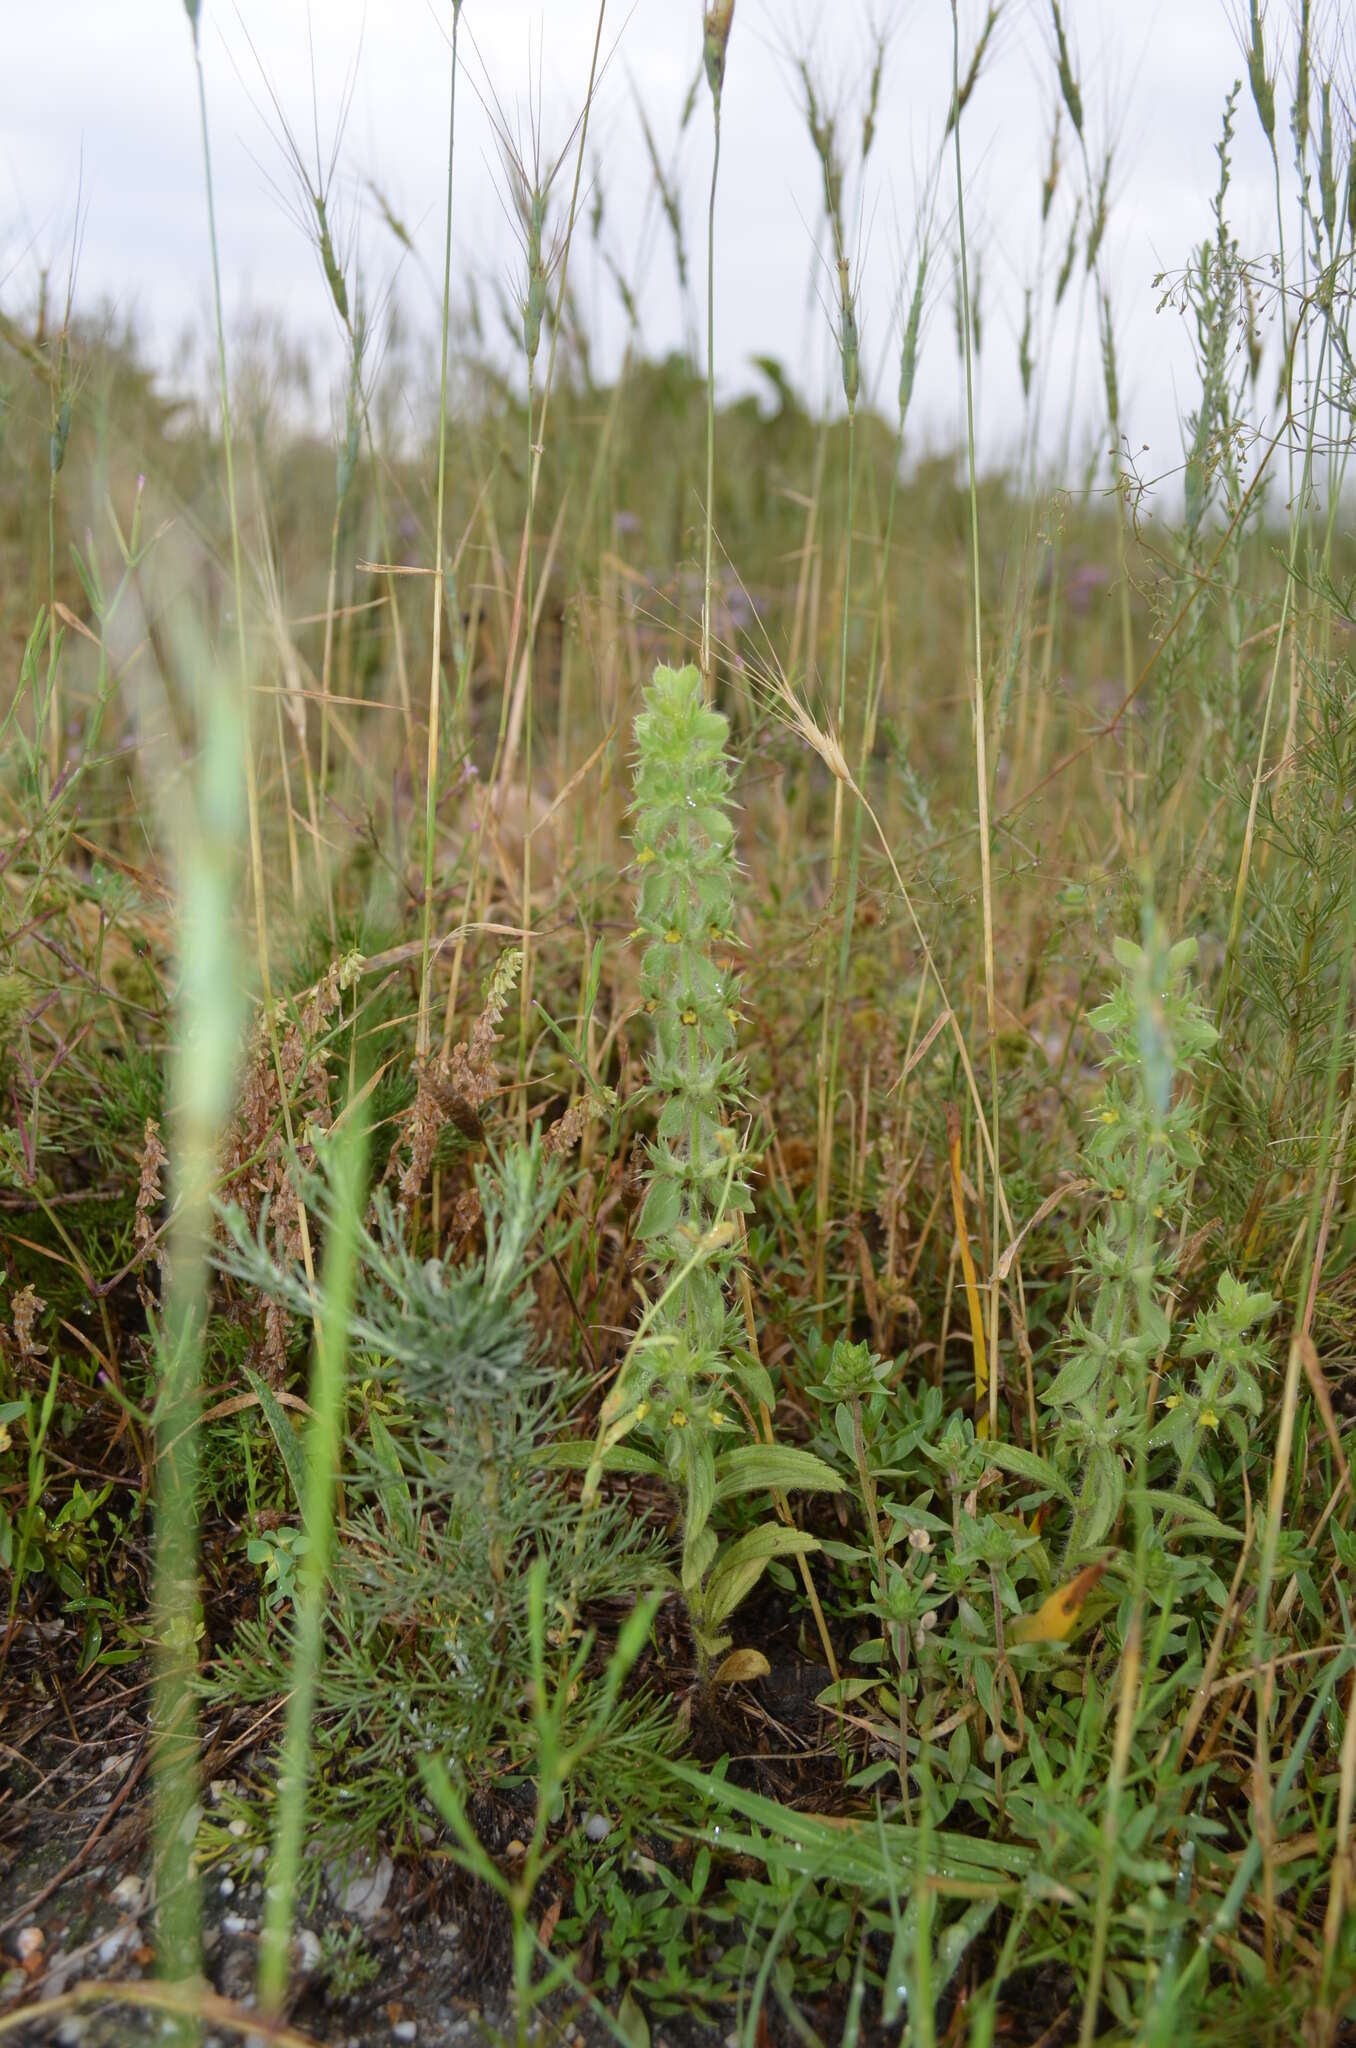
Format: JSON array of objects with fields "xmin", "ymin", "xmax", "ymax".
[{"xmin": 3, "ymin": 1, "xmax": 1311, "ymax": 490}]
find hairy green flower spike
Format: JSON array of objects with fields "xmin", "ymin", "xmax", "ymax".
[
  {"xmin": 627, "ymin": 667, "xmax": 826, "ymax": 1664},
  {"xmin": 821, "ymin": 1338, "xmax": 883, "ymax": 1401},
  {"xmin": 631, "ymin": 663, "xmax": 749, "ymax": 1413},
  {"xmin": 576, "ymin": 662, "xmax": 842, "ymax": 1678}
]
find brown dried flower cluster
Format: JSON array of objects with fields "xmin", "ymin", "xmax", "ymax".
[
  {"xmin": 392, "ymin": 949, "xmax": 521, "ymax": 1208},
  {"xmin": 10, "ymin": 1283, "xmax": 47, "ymax": 1366},
  {"xmin": 223, "ymin": 953, "xmax": 361, "ymax": 1377},
  {"xmin": 133, "ymin": 1116, "xmax": 169, "ymax": 1312}
]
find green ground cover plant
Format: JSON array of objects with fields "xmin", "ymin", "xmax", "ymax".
[{"xmin": 2, "ymin": 1, "xmax": 1356, "ymax": 2044}]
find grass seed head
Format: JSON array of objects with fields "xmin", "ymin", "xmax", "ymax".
[
  {"xmin": 1244, "ymin": 266, "xmax": 1262, "ymax": 385},
  {"xmin": 1042, "ymin": 104, "xmax": 1062, "ymax": 221},
  {"xmin": 1318, "ymin": 79, "xmax": 1335, "ymax": 239},
  {"xmin": 1019, "ymin": 285, "xmax": 1034, "ymax": 400},
  {"xmin": 703, "ymin": 3, "xmax": 735, "ymax": 105},
  {"xmin": 862, "ymin": 31, "xmax": 886, "ymax": 163},
  {"xmin": 1086, "ymin": 152, "xmax": 1111, "ymax": 272},
  {"xmin": 1246, "ymin": 0, "xmax": 1276, "ymax": 148},
  {"xmin": 1056, "ymin": 196, "xmax": 1082, "ymax": 303},
  {"xmin": 1293, "ymin": 0, "xmax": 1312, "ymax": 159},
  {"xmin": 837, "ymin": 255, "xmax": 859, "ymax": 408},
  {"xmin": 1099, "ymin": 290, "xmax": 1119, "ymax": 428},
  {"xmin": 946, "ymin": 3, "xmax": 1000, "ymax": 135},
  {"xmin": 314, "ymin": 193, "xmax": 349, "ymax": 326},
  {"xmin": 799, "ymin": 63, "xmax": 846, "ymax": 259},
  {"xmin": 1050, "ymin": 2, "xmax": 1084, "ymax": 140},
  {"xmin": 898, "ymin": 244, "xmax": 927, "ymax": 426}
]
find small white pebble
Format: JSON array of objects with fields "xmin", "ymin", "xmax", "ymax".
[
  {"xmin": 219, "ymin": 1877, "xmax": 235, "ymax": 1898},
  {"xmin": 227, "ymin": 1819, "xmax": 249, "ymax": 1839},
  {"xmin": 393, "ymin": 2025, "xmax": 417, "ymax": 2044},
  {"xmin": 584, "ymin": 1812, "xmax": 611, "ymax": 1843},
  {"xmin": 110, "ymin": 1874, "xmax": 144, "ymax": 1911},
  {"xmin": 294, "ymin": 1928, "xmax": 321, "ymax": 1972},
  {"xmin": 15, "ymin": 1927, "xmax": 43, "ymax": 1963},
  {"xmin": 221, "ymin": 1914, "xmax": 248, "ymax": 1937}
]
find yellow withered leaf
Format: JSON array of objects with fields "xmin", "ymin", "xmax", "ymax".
[
  {"xmin": 1008, "ymin": 1559, "xmax": 1110, "ymax": 1646},
  {"xmin": 712, "ymin": 1648, "xmax": 772, "ymax": 1686}
]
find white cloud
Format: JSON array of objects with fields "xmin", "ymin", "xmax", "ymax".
[{"xmin": 3, "ymin": 0, "xmax": 1294, "ymax": 486}]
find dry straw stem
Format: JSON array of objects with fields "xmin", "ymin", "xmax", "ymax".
[{"xmin": 0, "ymin": 1983, "xmax": 323, "ymax": 2047}]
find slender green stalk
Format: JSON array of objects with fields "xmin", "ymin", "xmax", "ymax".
[
  {"xmin": 517, "ymin": 356, "xmax": 536, "ymax": 1137},
  {"xmin": 257, "ymin": 1116, "xmax": 368, "ymax": 2013},
  {"xmin": 701, "ymin": 109, "xmax": 721, "ymax": 702},
  {"xmin": 812, "ymin": 394, "xmax": 855, "ymax": 1320},
  {"xmin": 186, "ymin": 1, "xmax": 317, "ymax": 1297},
  {"xmin": 149, "ymin": 666, "xmax": 245, "ymax": 2012},
  {"xmin": 700, "ymin": 4, "xmax": 734, "ymax": 702},
  {"xmin": 416, "ymin": 0, "xmax": 463, "ymax": 1066}
]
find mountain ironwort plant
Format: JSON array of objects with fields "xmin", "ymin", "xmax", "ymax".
[
  {"xmin": 1043, "ymin": 926, "xmax": 1218, "ymax": 1559},
  {"xmin": 586, "ymin": 665, "xmax": 842, "ymax": 1677}
]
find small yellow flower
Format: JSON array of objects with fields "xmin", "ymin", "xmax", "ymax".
[
  {"xmin": 633, "ymin": 1401, "xmax": 650, "ymax": 1423},
  {"xmin": 1162, "ymin": 1393, "xmax": 1181, "ymax": 1412},
  {"xmin": 1099, "ymin": 1108, "xmax": 1119, "ymax": 1125},
  {"xmin": 635, "ymin": 848, "xmax": 656, "ymax": 866},
  {"xmin": 664, "ymin": 929, "xmax": 681, "ymax": 945},
  {"xmin": 670, "ymin": 1409, "xmax": 689, "ymax": 1428},
  {"xmin": 0, "ymin": 1422, "xmax": 11, "ymax": 1454},
  {"xmin": 1200, "ymin": 1407, "xmax": 1219, "ymax": 1430},
  {"xmin": 681, "ymin": 1008, "xmax": 698, "ymax": 1025},
  {"xmin": 709, "ymin": 1409, "xmax": 728, "ymax": 1428}
]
